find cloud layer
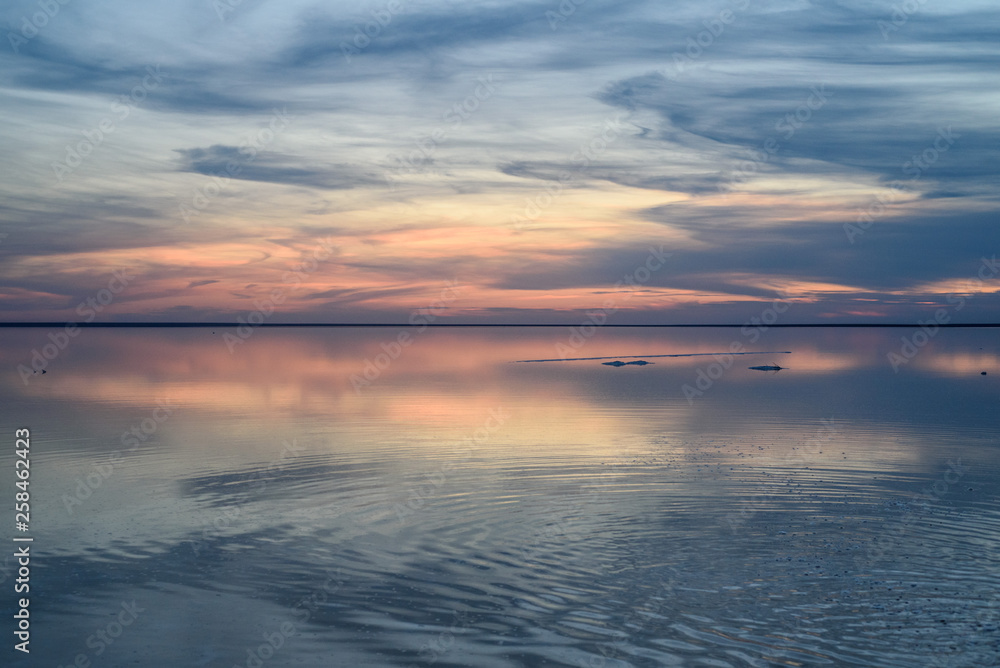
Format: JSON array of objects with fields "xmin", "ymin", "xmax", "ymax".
[{"xmin": 1, "ymin": 0, "xmax": 998, "ymax": 323}]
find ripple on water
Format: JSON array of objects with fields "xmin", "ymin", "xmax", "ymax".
[{"xmin": 23, "ymin": 436, "xmax": 1000, "ymax": 667}]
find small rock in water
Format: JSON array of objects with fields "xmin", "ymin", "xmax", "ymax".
[
  {"xmin": 981, "ymin": 371, "xmax": 987, "ymax": 375},
  {"xmin": 602, "ymin": 360, "xmax": 652, "ymax": 366}
]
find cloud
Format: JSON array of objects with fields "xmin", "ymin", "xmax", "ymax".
[
  {"xmin": 174, "ymin": 145, "xmax": 382, "ymax": 189},
  {"xmin": 1, "ymin": 0, "xmax": 999, "ymax": 322}
]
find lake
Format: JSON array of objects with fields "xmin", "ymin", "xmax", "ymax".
[{"xmin": 1, "ymin": 325, "xmax": 998, "ymax": 667}]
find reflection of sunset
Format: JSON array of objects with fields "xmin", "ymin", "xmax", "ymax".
[
  {"xmin": 0, "ymin": 325, "xmax": 931, "ymax": 440},
  {"xmin": 764, "ymin": 350, "xmax": 865, "ymax": 374},
  {"xmin": 917, "ymin": 352, "xmax": 999, "ymax": 376},
  {"xmin": 2, "ymin": 327, "xmax": 887, "ymax": 412},
  {"xmin": 1, "ymin": 326, "xmax": 995, "ymax": 479}
]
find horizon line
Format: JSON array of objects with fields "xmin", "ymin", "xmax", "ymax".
[{"xmin": 1, "ymin": 322, "xmax": 999, "ymax": 328}]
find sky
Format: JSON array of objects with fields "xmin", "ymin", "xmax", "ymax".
[{"xmin": 1, "ymin": 0, "xmax": 998, "ymax": 324}]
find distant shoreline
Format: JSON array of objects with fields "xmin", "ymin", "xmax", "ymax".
[{"xmin": 1, "ymin": 323, "xmax": 998, "ymax": 328}]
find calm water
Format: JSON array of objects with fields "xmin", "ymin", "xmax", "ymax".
[{"xmin": 1, "ymin": 326, "xmax": 998, "ymax": 667}]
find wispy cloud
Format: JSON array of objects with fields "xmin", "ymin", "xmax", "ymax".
[{"xmin": 1, "ymin": 0, "xmax": 998, "ymax": 322}]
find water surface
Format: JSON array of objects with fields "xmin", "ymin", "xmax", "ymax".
[{"xmin": 1, "ymin": 326, "xmax": 998, "ymax": 667}]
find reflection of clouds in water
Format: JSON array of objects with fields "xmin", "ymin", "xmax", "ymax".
[{"xmin": 2, "ymin": 326, "xmax": 999, "ymax": 665}]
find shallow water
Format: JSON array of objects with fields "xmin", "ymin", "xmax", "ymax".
[{"xmin": 1, "ymin": 326, "xmax": 998, "ymax": 667}]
